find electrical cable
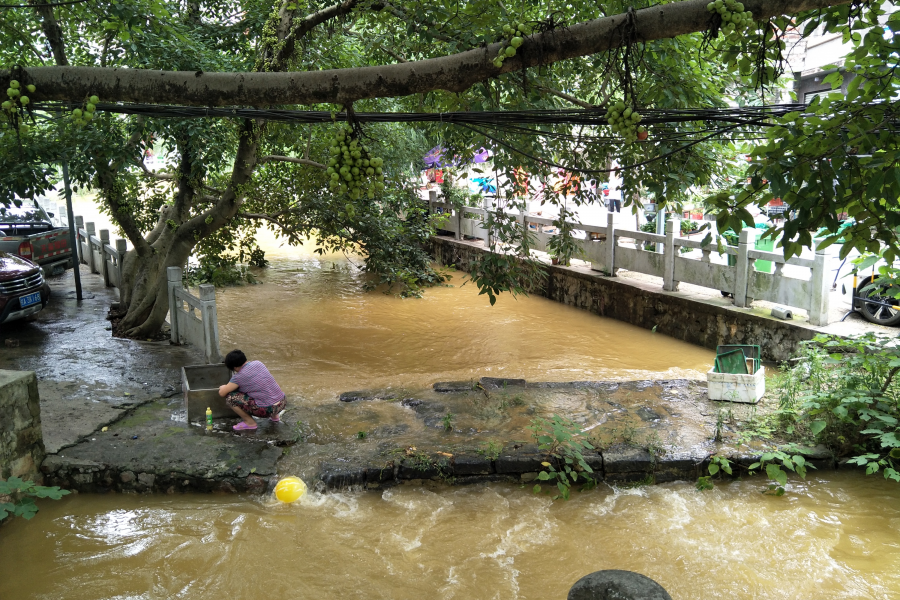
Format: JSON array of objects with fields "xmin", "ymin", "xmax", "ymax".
[
  {"xmin": 25, "ymin": 101, "xmax": 808, "ymax": 173},
  {"xmin": 0, "ymin": 0, "xmax": 90, "ymax": 7}
]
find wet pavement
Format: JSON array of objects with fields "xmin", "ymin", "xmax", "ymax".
[{"xmin": 1, "ymin": 266, "xmax": 287, "ymax": 490}]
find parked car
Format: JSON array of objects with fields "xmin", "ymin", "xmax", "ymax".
[
  {"xmin": 0, "ymin": 251, "xmax": 51, "ymax": 325},
  {"xmin": 0, "ymin": 198, "xmax": 74, "ymax": 276}
]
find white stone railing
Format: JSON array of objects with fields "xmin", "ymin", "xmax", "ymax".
[
  {"xmin": 428, "ymin": 195, "xmax": 832, "ymax": 326},
  {"xmin": 73, "ymin": 217, "xmax": 223, "ymax": 360},
  {"xmin": 166, "ymin": 266, "xmax": 222, "ymax": 364},
  {"xmin": 74, "ymin": 216, "xmax": 128, "ymax": 293}
]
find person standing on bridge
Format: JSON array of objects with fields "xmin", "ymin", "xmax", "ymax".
[{"xmin": 218, "ymin": 349, "xmax": 286, "ymax": 431}]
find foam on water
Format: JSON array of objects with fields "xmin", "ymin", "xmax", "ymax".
[{"xmin": 3, "ymin": 475, "xmax": 900, "ymax": 598}]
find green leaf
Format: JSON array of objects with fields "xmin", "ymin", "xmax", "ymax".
[
  {"xmin": 810, "ymin": 420, "xmax": 827, "ymax": 436},
  {"xmin": 766, "ymin": 464, "xmax": 788, "ymax": 487}
]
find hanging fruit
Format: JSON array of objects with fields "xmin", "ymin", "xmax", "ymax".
[{"xmin": 325, "ymin": 125, "xmax": 386, "ymax": 201}]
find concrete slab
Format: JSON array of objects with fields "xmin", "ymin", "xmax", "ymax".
[
  {"xmin": 41, "ymin": 400, "xmax": 284, "ymax": 493},
  {"xmin": 0, "ymin": 266, "xmax": 204, "ymax": 454}
]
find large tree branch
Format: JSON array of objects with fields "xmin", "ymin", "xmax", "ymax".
[
  {"xmin": 137, "ymin": 158, "xmax": 224, "ymax": 194},
  {"xmin": 259, "ymin": 155, "xmax": 327, "ymax": 169},
  {"xmin": 94, "ymin": 122, "xmax": 154, "ymax": 255},
  {"xmin": 176, "ymin": 119, "xmax": 261, "ymax": 244},
  {"xmin": 268, "ymin": 0, "xmax": 372, "ymax": 70},
  {"xmin": 29, "ymin": 0, "xmax": 68, "ymax": 66},
  {"xmin": 137, "ymin": 158, "xmax": 174, "ymax": 181},
  {"xmin": 8, "ymin": 0, "xmax": 850, "ymax": 107}
]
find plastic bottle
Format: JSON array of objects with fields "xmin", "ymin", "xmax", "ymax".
[{"xmin": 206, "ymin": 407, "xmax": 213, "ymax": 431}]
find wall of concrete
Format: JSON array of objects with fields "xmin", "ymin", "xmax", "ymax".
[
  {"xmin": 431, "ymin": 236, "xmax": 820, "ymax": 362},
  {"xmin": 0, "ymin": 370, "xmax": 45, "ymax": 482}
]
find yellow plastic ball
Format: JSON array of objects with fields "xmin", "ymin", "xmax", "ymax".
[{"xmin": 274, "ymin": 476, "xmax": 306, "ymax": 503}]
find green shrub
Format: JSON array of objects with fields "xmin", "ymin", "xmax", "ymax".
[
  {"xmin": 776, "ymin": 333, "xmax": 900, "ymax": 482},
  {"xmin": 528, "ymin": 415, "xmax": 595, "ymax": 500},
  {"xmin": 0, "ymin": 477, "xmax": 70, "ymax": 521}
]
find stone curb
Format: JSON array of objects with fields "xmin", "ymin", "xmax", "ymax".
[
  {"xmin": 40, "ymin": 454, "xmax": 274, "ymax": 494},
  {"xmin": 316, "ymin": 443, "xmax": 839, "ymax": 492}
]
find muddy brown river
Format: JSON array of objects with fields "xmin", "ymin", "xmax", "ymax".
[
  {"xmin": 2, "ymin": 474, "xmax": 899, "ymax": 599},
  {"xmin": 2, "ymin": 236, "xmax": 899, "ymax": 599},
  {"xmin": 215, "ymin": 241, "xmax": 713, "ymax": 401}
]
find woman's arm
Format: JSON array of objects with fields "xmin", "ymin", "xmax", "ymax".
[{"xmin": 218, "ymin": 382, "xmax": 239, "ymax": 397}]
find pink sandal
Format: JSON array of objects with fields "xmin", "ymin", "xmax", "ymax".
[{"xmin": 233, "ymin": 422, "xmax": 257, "ymax": 431}]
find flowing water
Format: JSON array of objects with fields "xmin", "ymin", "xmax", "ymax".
[
  {"xmin": 2, "ymin": 474, "xmax": 899, "ymax": 599},
  {"xmin": 215, "ymin": 237, "xmax": 714, "ymax": 402},
  {"xmin": 3, "ymin": 232, "xmax": 899, "ymax": 598}
]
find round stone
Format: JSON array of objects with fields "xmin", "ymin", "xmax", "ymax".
[{"xmin": 567, "ymin": 570, "xmax": 673, "ymax": 600}]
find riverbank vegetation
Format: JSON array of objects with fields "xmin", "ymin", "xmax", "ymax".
[
  {"xmin": 703, "ymin": 333, "xmax": 900, "ymax": 492},
  {"xmin": 0, "ymin": 478, "xmax": 69, "ymax": 523}
]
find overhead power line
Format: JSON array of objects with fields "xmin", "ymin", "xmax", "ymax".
[
  {"xmin": 28, "ymin": 101, "xmax": 808, "ymax": 174},
  {"xmin": 0, "ymin": 0, "xmax": 90, "ymax": 7},
  {"xmin": 30, "ymin": 101, "xmax": 807, "ymax": 128}
]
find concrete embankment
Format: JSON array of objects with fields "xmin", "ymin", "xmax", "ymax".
[
  {"xmin": 39, "ymin": 400, "xmax": 290, "ymax": 494},
  {"xmin": 430, "ymin": 235, "xmax": 824, "ymax": 362}
]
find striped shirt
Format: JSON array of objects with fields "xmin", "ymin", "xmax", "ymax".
[{"xmin": 230, "ymin": 361, "xmax": 285, "ymax": 407}]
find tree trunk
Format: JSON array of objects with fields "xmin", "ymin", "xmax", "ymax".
[
  {"xmin": 115, "ymin": 234, "xmax": 194, "ymax": 338},
  {"xmin": 114, "ymin": 120, "xmax": 262, "ymax": 337}
]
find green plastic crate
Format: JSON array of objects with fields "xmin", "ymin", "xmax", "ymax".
[
  {"xmin": 714, "ymin": 349, "xmax": 749, "ymax": 375},
  {"xmin": 716, "ymin": 345, "xmax": 761, "ymax": 374}
]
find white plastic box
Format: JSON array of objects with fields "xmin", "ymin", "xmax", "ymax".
[{"xmin": 707, "ymin": 366, "xmax": 765, "ymax": 404}]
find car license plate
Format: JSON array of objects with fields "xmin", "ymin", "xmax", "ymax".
[{"xmin": 19, "ymin": 292, "xmax": 41, "ymax": 308}]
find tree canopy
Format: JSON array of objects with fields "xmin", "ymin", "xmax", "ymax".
[{"xmin": 1, "ymin": 0, "xmax": 897, "ymax": 330}]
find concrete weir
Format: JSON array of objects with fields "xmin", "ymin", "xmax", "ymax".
[
  {"xmin": 430, "ymin": 236, "xmax": 822, "ymax": 362},
  {"xmin": 313, "ymin": 377, "xmax": 837, "ymax": 493},
  {"xmin": 31, "ymin": 374, "xmax": 839, "ymax": 495}
]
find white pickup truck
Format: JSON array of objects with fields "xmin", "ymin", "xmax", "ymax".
[{"xmin": 0, "ymin": 198, "xmax": 74, "ymax": 276}]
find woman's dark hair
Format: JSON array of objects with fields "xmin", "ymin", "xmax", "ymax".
[{"xmin": 224, "ymin": 349, "xmax": 247, "ymax": 370}]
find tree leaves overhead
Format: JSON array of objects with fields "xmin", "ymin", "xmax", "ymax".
[{"xmin": 3, "ymin": 0, "xmax": 899, "ymax": 316}]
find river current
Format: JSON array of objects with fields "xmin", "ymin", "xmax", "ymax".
[{"xmin": 2, "ymin": 233, "xmax": 898, "ymax": 599}]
